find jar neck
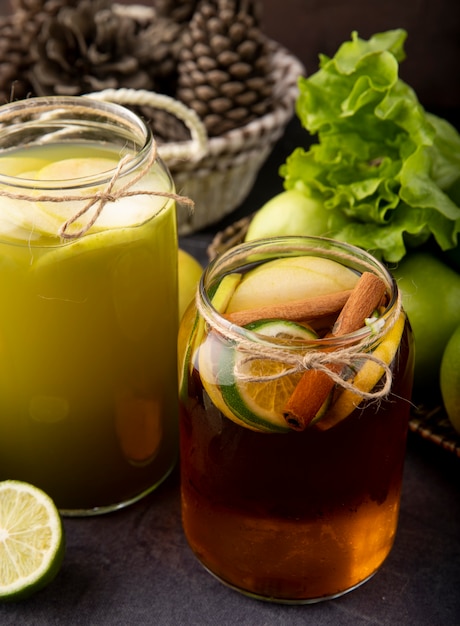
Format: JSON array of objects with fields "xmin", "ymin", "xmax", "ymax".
[
  {"xmin": 199, "ymin": 236, "xmax": 401, "ymax": 352},
  {"xmin": 0, "ymin": 96, "xmax": 156, "ymax": 192},
  {"xmin": 0, "ymin": 96, "xmax": 176, "ymax": 243}
]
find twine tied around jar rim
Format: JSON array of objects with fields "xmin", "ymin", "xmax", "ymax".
[
  {"xmin": 0, "ymin": 138, "xmax": 194, "ymax": 239},
  {"xmin": 196, "ymin": 287, "xmax": 403, "ymax": 403}
]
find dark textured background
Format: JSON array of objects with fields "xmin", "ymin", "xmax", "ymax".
[
  {"xmin": 1, "ymin": 0, "xmax": 459, "ymax": 114},
  {"xmin": 260, "ymin": 0, "xmax": 460, "ymax": 114}
]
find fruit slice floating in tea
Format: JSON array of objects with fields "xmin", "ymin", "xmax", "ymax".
[
  {"xmin": 0, "ymin": 156, "xmax": 49, "ymax": 177},
  {"xmin": 226, "ymin": 255, "xmax": 359, "ymax": 313},
  {"xmin": 316, "ymin": 310, "xmax": 406, "ymax": 430},
  {"xmin": 179, "ymin": 272, "xmax": 242, "ymax": 401},
  {"xmin": 200, "ymin": 318, "xmax": 321, "ymax": 433},
  {"xmin": 0, "ymin": 156, "xmax": 61, "ymax": 240},
  {"xmin": 35, "ymin": 156, "xmax": 148, "ymax": 232},
  {"xmin": 194, "ymin": 255, "xmax": 401, "ymax": 433}
]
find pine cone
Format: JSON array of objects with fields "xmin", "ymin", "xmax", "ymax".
[
  {"xmin": 10, "ymin": 0, "xmax": 78, "ymax": 15},
  {"xmin": 0, "ymin": 13, "xmax": 35, "ymax": 103},
  {"xmin": 176, "ymin": 0, "xmax": 273, "ymax": 136},
  {"xmin": 153, "ymin": 0, "xmax": 201, "ymax": 24},
  {"xmin": 134, "ymin": 13, "xmax": 182, "ymax": 85},
  {"xmin": 26, "ymin": 0, "xmax": 181, "ymax": 96}
]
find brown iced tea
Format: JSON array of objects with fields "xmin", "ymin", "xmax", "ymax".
[{"xmin": 178, "ymin": 237, "xmax": 414, "ymax": 602}]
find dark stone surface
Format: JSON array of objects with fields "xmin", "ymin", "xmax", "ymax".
[{"xmin": 0, "ymin": 434, "xmax": 458, "ymax": 625}]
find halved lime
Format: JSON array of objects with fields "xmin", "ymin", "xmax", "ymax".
[
  {"xmin": 0, "ymin": 480, "xmax": 65, "ymax": 602},
  {"xmin": 200, "ymin": 319, "xmax": 319, "ymax": 433}
]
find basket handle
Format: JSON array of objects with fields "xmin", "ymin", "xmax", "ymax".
[{"xmin": 86, "ymin": 88, "xmax": 208, "ymax": 163}]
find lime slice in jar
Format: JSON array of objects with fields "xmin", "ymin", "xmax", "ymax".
[
  {"xmin": 0, "ymin": 480, "xmax": 65, "ymax": 602},
  {"xmin": 199, "ymin": 319, "xmax": 319, "ymax": 433}
]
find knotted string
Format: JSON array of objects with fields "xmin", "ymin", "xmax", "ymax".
[
  {"xmin": 0, "ymin": 137, "xmax": 194, "ymax": 239},
  {"xmin": 196, "ymin": 286, "xmax": 402, "ymax": 402}
]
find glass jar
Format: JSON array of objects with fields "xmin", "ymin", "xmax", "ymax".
[
  {"xmin": 0, "ymin": 96, "xmax": 179, "ymax": 515},
  {"xmin": 178, "ymin": 236, "xmax": 414, "ymax": 603}
]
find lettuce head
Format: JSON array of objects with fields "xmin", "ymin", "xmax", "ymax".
[{"xmin": 280, "ymin": 29, "xmax": 460, "ymax": 263}]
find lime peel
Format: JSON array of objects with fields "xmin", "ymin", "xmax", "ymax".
[
  {"xmin": 214, "ymin": 319, "xmax": 318, "ymax": 433},
  {"xmin": 0, "ymin": 480, "xmax": 65, "ymax": 602}
]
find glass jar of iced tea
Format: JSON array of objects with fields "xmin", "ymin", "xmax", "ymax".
[
  {"xmin": 178, "ymin": 236, "xmax": 414, "ymax": 603},
  {"xmin": 0, "ymin": 96, "xmax": 179, "ymax": 515}
]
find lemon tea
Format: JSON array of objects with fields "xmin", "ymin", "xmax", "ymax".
[{"xmin": 178, "ymin": 237, "xmax": 414, "ymax": 602}]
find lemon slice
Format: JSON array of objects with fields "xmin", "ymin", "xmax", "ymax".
[
  {"xmin": 316, "ymin": 311, "xmax": 407, "ymax": 430},
  {"xmin": 0, "ymin": 480, "xmax": 65, "ymax": 602},
  {"xmin": 200, "ymin": 319, "xmax": 318, "ymax": 433}
]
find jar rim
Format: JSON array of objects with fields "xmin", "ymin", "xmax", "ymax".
[
  {"xmin": 199, "ymin": 235, "xmax": 400, "ymax": 350},
  {"xmin": 0, "ymin": 96, "xmax": 175, "ymax": 247},
  {"xmin": 0, "ymin": 95, "xmax": 163, "ymax": 191}
]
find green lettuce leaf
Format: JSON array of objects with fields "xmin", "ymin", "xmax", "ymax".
[{"xmin": 280, "ymin": 29, "xmax": 460, "ymax": 262}]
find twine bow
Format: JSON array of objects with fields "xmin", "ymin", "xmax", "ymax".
[
  {"xmin": 0, "ymin": 138, "xmax": 194, "ymax": 240},
  {"xmin": 233, "ymin": 342, "xmax": 393, "ymax": 401},
  {"xmin": 196, "ymin": 290, "xmax": 402, "ymax": 403}
]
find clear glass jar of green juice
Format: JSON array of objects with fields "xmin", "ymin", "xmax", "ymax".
[{"xmin": 0, "ymin": 96, "xmax": 178, "ymax": 515}]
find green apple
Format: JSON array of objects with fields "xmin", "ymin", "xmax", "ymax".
[
  {"xmin": 245, "ymin": 189, "xmax": 347, "ymax": 241},
  {"xmin": 392, "ymin": 252, "xmax": 460, "ymax": 396},
  {"xmin": 226, "ymin": 255, "xmax": 359, "ymax": 313},
  {"xmin": 440, "ymin": 323, "xmax": 460, "ymax": 434},
  {"xmin": 178, "ymin": 248, "xmax": 203, "ymax": 320}
]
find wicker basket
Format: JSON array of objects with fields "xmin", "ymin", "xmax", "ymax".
[
  {"xmin": 171, "ymin": 40, "xmax": 305, "ymax": 234},
  {"xmin": 208, "ymin": 216, "xmax": 460, "ymax": 458},
  {"xmin": 90, "ymin": 38, "xmax": 305, "ymax": 235}
]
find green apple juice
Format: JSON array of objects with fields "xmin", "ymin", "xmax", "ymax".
[{"xmin": 0, "ymin": 97, "xmax": 179, "ymax": 514}]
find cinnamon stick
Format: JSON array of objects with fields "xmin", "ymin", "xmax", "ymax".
[
  {"xmin": 283, "ymin": 272, "xmax": 387, "ymax": 431},
  {"xmin": 224, "ymin": 289, "xmax": 352, "ymax": 327}
]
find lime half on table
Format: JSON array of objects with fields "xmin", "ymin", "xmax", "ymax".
[{"xmin": 0, "ymin": 480, "xmax": 65, "ymax": 602}]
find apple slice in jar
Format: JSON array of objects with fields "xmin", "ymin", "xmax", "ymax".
[
  {"xmin": 226, "ymin": 255, "xmax": 359, "ymax": 313},
  {"xmin": 35, "ymin": 157, "xmax": 172, "ymax": 233}
]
